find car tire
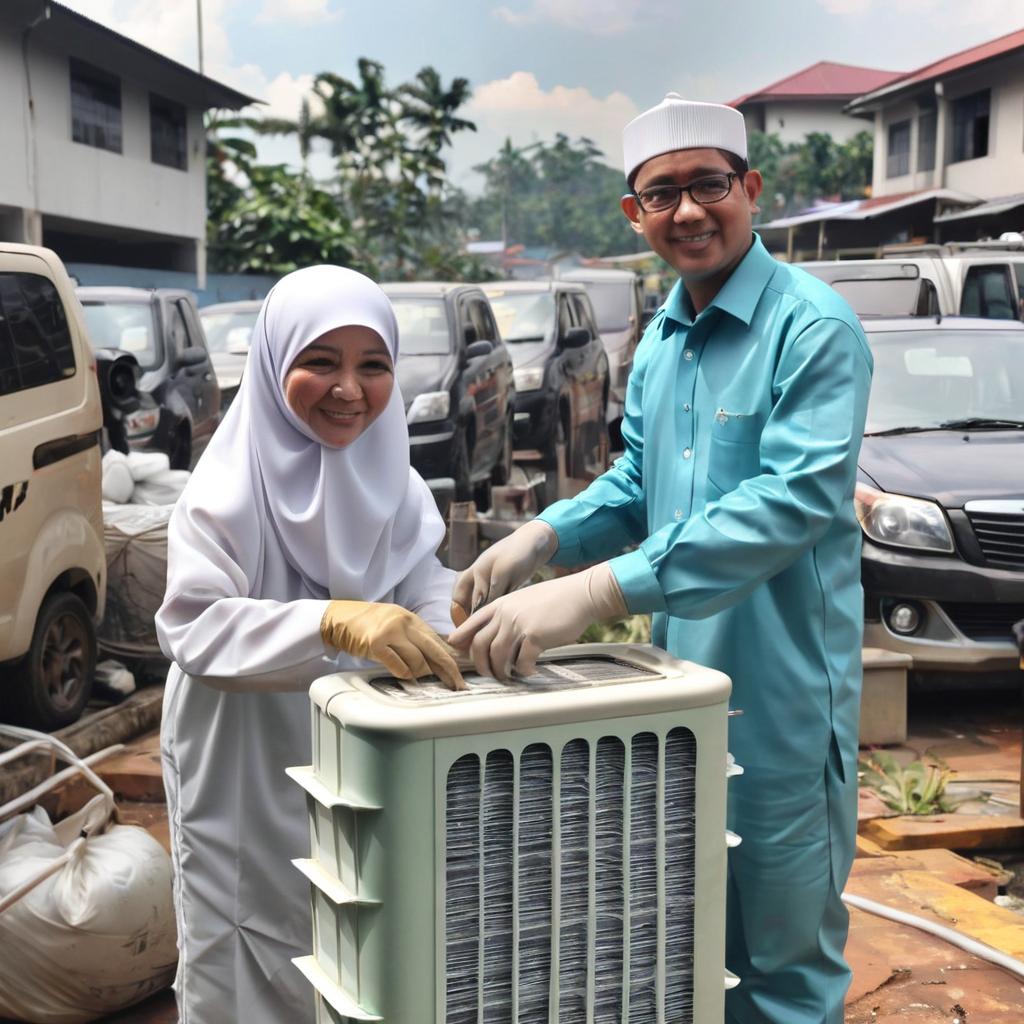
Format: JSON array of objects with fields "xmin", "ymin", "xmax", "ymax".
[
  {"xmin": 11, "ymin": 592, "xmax": 96, "ymax": 730},
  {"xmin": 169, "ymin": 424, "xmax": 192, "ymax": 470},
  {"xmin": 452, "ymin": 427, "xmax": 473, "ymax": 503},
  {"xmin": 491, "ymin": 412, "xmax": 515, "ymax": 486}
]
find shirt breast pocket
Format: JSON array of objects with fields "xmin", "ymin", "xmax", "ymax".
[{"xmin": 706, "ymin": 411, "xmax": 764, "ymax": 495}]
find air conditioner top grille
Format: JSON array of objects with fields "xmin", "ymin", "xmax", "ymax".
[
  {"xmin": 309, "ymin": 643, "xmax": 732, "ymax": 740},
  {"xmin": 370, "ymin": 656, "xmax": 660, "ymax": 703}
]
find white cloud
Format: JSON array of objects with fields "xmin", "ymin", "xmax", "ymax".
[
  {"xmin": 256, "ymin": 0, "xmax": 340, "ymax": 25},
  {"xmin": 493, "ymin": 0, "xmax": 667, "ymax": 35}
]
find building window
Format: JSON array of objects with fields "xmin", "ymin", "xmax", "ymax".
[
  {"xmin": 887, "ymin": 119, "xmax": 911, "ymax": 178},
  {"xmin": 917, "ymin": 110, "xmax": 937, "ymax": 172},
  {"xmin": 151, "ymin": 94, "xmax": 188, "ymax": 170},
  {"xmin": 70, "ymin": 59, "xmax": 122, "ymax": 153},
  {"xmin": 951, "ymin": 89, "xmax": 990, "ymax": 162}
]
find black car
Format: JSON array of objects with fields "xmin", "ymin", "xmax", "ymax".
[
  {"xmin": 856, "ymin": 316, "xmax": 1024, "ymax": 679},
  {"xmin": 482, "ymin": 280, "xmax": 610, "ymax": 502},
  {"xmin": 78, "ymin": 287, "xmax": 220, "ymax": 469},
  {"xmin": 384, "ymin": 283, "xmax": 516, "ymax": 509}
]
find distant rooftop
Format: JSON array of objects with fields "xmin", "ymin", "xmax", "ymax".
[{"xmin": 729, "ymin": 61, "xmax": 903, "ymax": 107}]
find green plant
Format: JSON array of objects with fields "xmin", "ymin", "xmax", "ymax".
[
  {"xmin": 858, "ymin": 750, "xmax": 960, "ymax": 816},
  {"xmin": 580, "ymin": 615, "xmax": 651, "ymax": 645}
]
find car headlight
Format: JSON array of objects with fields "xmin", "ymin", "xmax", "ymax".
[
  {"xmin": 406, "ymin": 391, "xmax": 450, "ymax": 424},
  {"xmin": 124, "ymin": 406, "xmax": 160, "ymax": 435},
  {"xmin": 854, "ymin": 483, "xmax": 954, "ymax": 553},
  {"xmin": 513, "ymin": 366, "xmax": 544, "ymax": 391}
]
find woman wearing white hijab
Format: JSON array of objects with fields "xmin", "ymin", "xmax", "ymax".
[{"xmin": 157, "ymin": 265, "xmax": 463, "ymax": 1023}]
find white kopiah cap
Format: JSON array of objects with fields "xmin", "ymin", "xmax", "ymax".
[{"xmin": 622, "ymin": 94, "xmax": 747, "ymax": 183}]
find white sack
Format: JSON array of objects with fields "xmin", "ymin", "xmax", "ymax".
[
  {"xmin": 124, "ymin": 451, "xmax": 170, "ymax": 481},
  {"xmin": 131, "ymin": 470, "xmax": 191, "ymax": 506},
  {"xmin": 100, "ymin": 451, "xmax": 134, "ymax": 504},
  {"xmin": 0, "ymin": 804, "xmax": 176, "ymax": 1023}
]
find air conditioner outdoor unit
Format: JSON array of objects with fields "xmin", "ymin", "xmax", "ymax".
[{"xmin": 288, "ymin": 642, "xmax": 740, "ymax": 1023}]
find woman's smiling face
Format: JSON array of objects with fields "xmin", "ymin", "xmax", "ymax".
[{"xmin": 284, "ymin": 325, "xmax": 394, "ymax": 447}]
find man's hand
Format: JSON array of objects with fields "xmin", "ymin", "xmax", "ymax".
[
  {"xmin": 451, "ymin": 519, "xmax": 558, "ymax": 620},
  {"xmin": 448, "ymin": 563, "xmax": 625, "ymax": 679},
  {"xmin": 321, "ymin": 601, "xmax": 466, "ymax": 690}
]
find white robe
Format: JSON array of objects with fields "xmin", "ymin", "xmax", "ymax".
[{"xmin": 157, "ymin": 266, "xmax": 455, "ymax": 1023}]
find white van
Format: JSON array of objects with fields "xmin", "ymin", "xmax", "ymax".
[{"xmin": 0, "ymin": 243, "xmax": 105, "ymax": 728}]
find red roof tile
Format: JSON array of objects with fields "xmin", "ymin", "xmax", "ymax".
[
  {"xmin": 885, "ymin": 26, "xmax": 1024, "ymax": 94},
  {"xmin": 728, "ymin": 61, "xmax": 903, "ymax": 107}
]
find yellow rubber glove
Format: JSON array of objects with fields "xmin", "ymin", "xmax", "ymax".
[{"xmin": 321, "ymin": 601, "xmax": 466, "ymax": 691}]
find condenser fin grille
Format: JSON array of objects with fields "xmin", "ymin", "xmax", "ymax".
[{"xmin": 444, "ymin": 729, "xmax": 697, "ymax": 1023}]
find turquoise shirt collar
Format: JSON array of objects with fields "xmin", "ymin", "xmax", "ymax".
[{"xmin": 662, "ymin": 232, "xmax": 776, "ymax": 333}]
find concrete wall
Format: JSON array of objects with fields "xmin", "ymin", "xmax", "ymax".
[
  {"xmin": 0, "ymin": 26, "xmax": 205, "ymax": 244},
  {"xmin": 758, "ymin": 100, "xmax": 871, "ymax": 144},
  {"xmin": 871, "ymin": 51, "xmax": 1024, "ymax": 200}
]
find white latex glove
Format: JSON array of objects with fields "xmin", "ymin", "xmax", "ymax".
[
  {"xmin": 448, "ymin": 562, "xmax": 626, "ymax": 680},
  {"xmin": 451, "ymin": 519, "xmax": 558, "ymax": 619}
]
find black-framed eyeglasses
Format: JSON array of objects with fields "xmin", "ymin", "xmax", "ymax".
[{"xmin": 632, "ymin": 172, "xmax": 738, "ymax": 214}]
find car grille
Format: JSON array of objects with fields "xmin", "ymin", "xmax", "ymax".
[
  {"xmin": 966, "ymin": 510, "xmax": 1024, "ymax": 571},
  {"xmin": 940, "ymin": 602, "xmax": 1024, "ymax": 641}
]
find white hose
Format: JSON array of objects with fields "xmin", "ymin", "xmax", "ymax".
[{"xmin": 842, "ymin": 891, "xmax": 1024, "ymax": 981}]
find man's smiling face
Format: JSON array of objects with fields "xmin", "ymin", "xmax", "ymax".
[{"xmin": 621, "ymin": 147, "xmax": 762, "ymax": 308}]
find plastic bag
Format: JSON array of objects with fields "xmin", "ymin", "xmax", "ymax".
[
  {"xmin": 101, "ymin": 450, "xmax": 134, "ymax": 504},
  {"xmin": 0, "ymin": 728, "xmax": 177, "ymax": 1023},
  {"xmin": 131, "ymin": 470, "xmax": 190, "ymax": 506}
]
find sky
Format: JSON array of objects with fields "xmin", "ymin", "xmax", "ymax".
[{"xmin": 61, "ymin": 0, "xmax": 1024, "ymax": 191}]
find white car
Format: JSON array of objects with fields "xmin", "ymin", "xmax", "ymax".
[{"xmin": 199, "ymin": 299, "xmax": 263, "ymax": 410}]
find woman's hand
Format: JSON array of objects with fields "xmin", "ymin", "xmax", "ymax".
[
  {"xmin": 321, "ymin": 601, "xmax": 466, "ymax": 690},
  {"xmin": 451, "ymin": 519, "xmax": 558, "ymax": 620}
]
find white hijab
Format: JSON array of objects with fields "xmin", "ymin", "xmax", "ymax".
[{"xmin": 166, "ymin": 265, "xmax": 444, "ymax": 604}]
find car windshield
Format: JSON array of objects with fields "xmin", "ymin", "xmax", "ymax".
[
  {"xmin": 577, "ymin": 280, "xmax": 632, "ymax": 332},
  {"xmin": 390, "ymin": 298, "xmax": 451, "ymax": 355},
  {"xmin": 830, "ymin": 279, "xmax": 927, "ymax": 317},
  {"xmin": 865, "ymin": 329, "xmax": 1024, "ymax": 434},
  {"xmin": 81, "ymin": 301, "xmax": 161, "ymax": 370},
  {"xmin": 486, "ymin": 292, "xmax": 554, "ymax": 342},
  {"xmin": 200, "ymin": 309, "xmax": 259, "ymax": 354}
]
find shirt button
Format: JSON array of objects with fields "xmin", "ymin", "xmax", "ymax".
[
  {"xmin": 683, "ymin": 448, "xmax": 692, "ymax": 459},
  {"xmin": 683, "ymin": 349, "xmax": 694, "ymax": 361},
  {"xmin": 683, "ymin": 403, "xmax": 691, "ymax": 412}
]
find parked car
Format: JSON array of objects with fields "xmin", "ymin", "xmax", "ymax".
[
  {"xmin": 0, "ymin": 243, "xmax": 106, "ymax": 728},
  {"xmin": 482, "ymin": 280, "xmax": 610, "ymax": 503},
  {"xmin": 77, "ymin": 287, "xmax": 220, "ymax": 469},
  {"xmin": 800, "ymin": 243, "xmax": 1024, "ymax": 321},
  {"xmin": 198, "ymin": 299, "xmax": 262, "ymax": 410},
  {"xmin": 561, "ymin": 267, "xmax": 645, "ymax": 444},
  {"xmin": 856, "ymin": 316, "xmax": 1024, "ymax": 679},
  {"xmin": 383, "ymin": 283, "xmax": 516, "ymax": 508}
]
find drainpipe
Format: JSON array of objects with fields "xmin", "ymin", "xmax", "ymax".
[
  {"xmin": 20, "ymin": 3, "xmax": 50, "ymax": 246},
  {"xmin": 933, "ymin": 80, "xmax": 948, "ymax": 190}
]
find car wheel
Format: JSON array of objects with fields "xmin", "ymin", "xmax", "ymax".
[
  {"xmin": 452, "ymin": 427, "xmax": 472, "ymax": 503},
  {"xmin": 169, "ymin": 425, "xmax": 192, "ymax": 470},
  {"xmin": 491, "ymin": 412, "xmax": 515, "ymax": 486},
  {"xmin": 12, "ymin": 592, "xmax": 96, "ymax": 730}
]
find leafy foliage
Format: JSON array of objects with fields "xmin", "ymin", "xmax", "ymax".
[
  {"xmin": 580, "ymin": 614, "xmax": 652, "ymax": 645},
  {"xmin": 858, "ymin": 750, "xmax": 960, "ymax": 816},
  {"xmin": 752, "ymin": 129, "xmax": 874, "ymax": 222}
]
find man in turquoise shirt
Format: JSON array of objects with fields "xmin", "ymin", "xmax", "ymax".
[{"xmin": 450, "ymin": 95, "xmax": 872, "ymax": 1022}]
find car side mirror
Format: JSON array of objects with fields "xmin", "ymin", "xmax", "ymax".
[
  {"xmin": 178, "ymin": 347, "xmax": 208, "ymax": 368},
  {"xmin": 640, "ymin": 310, "xmax": 654, "ymax": 329},
  {"xmin": 466, "ymin": 339, "xmax": 493, "ymax": 361},
  {"xmin": 563, "ymin": 326, "xmax": 591, "ymax": 348},
  {"xmin": 464, "ymin": 324, "xmax": 478, "ymax": 345}
]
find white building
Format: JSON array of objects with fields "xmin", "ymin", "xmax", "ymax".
[
  {"xmin": 729, "ymin": 61, "xmax": 902, "ymax": 146},
  {"xmin": 846, "ymin": 26, "xmax": 1024, "ymax": 232},
  {"xmin": 0, "ymin": 0, "xmax": 255, "ymax": 285}
]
